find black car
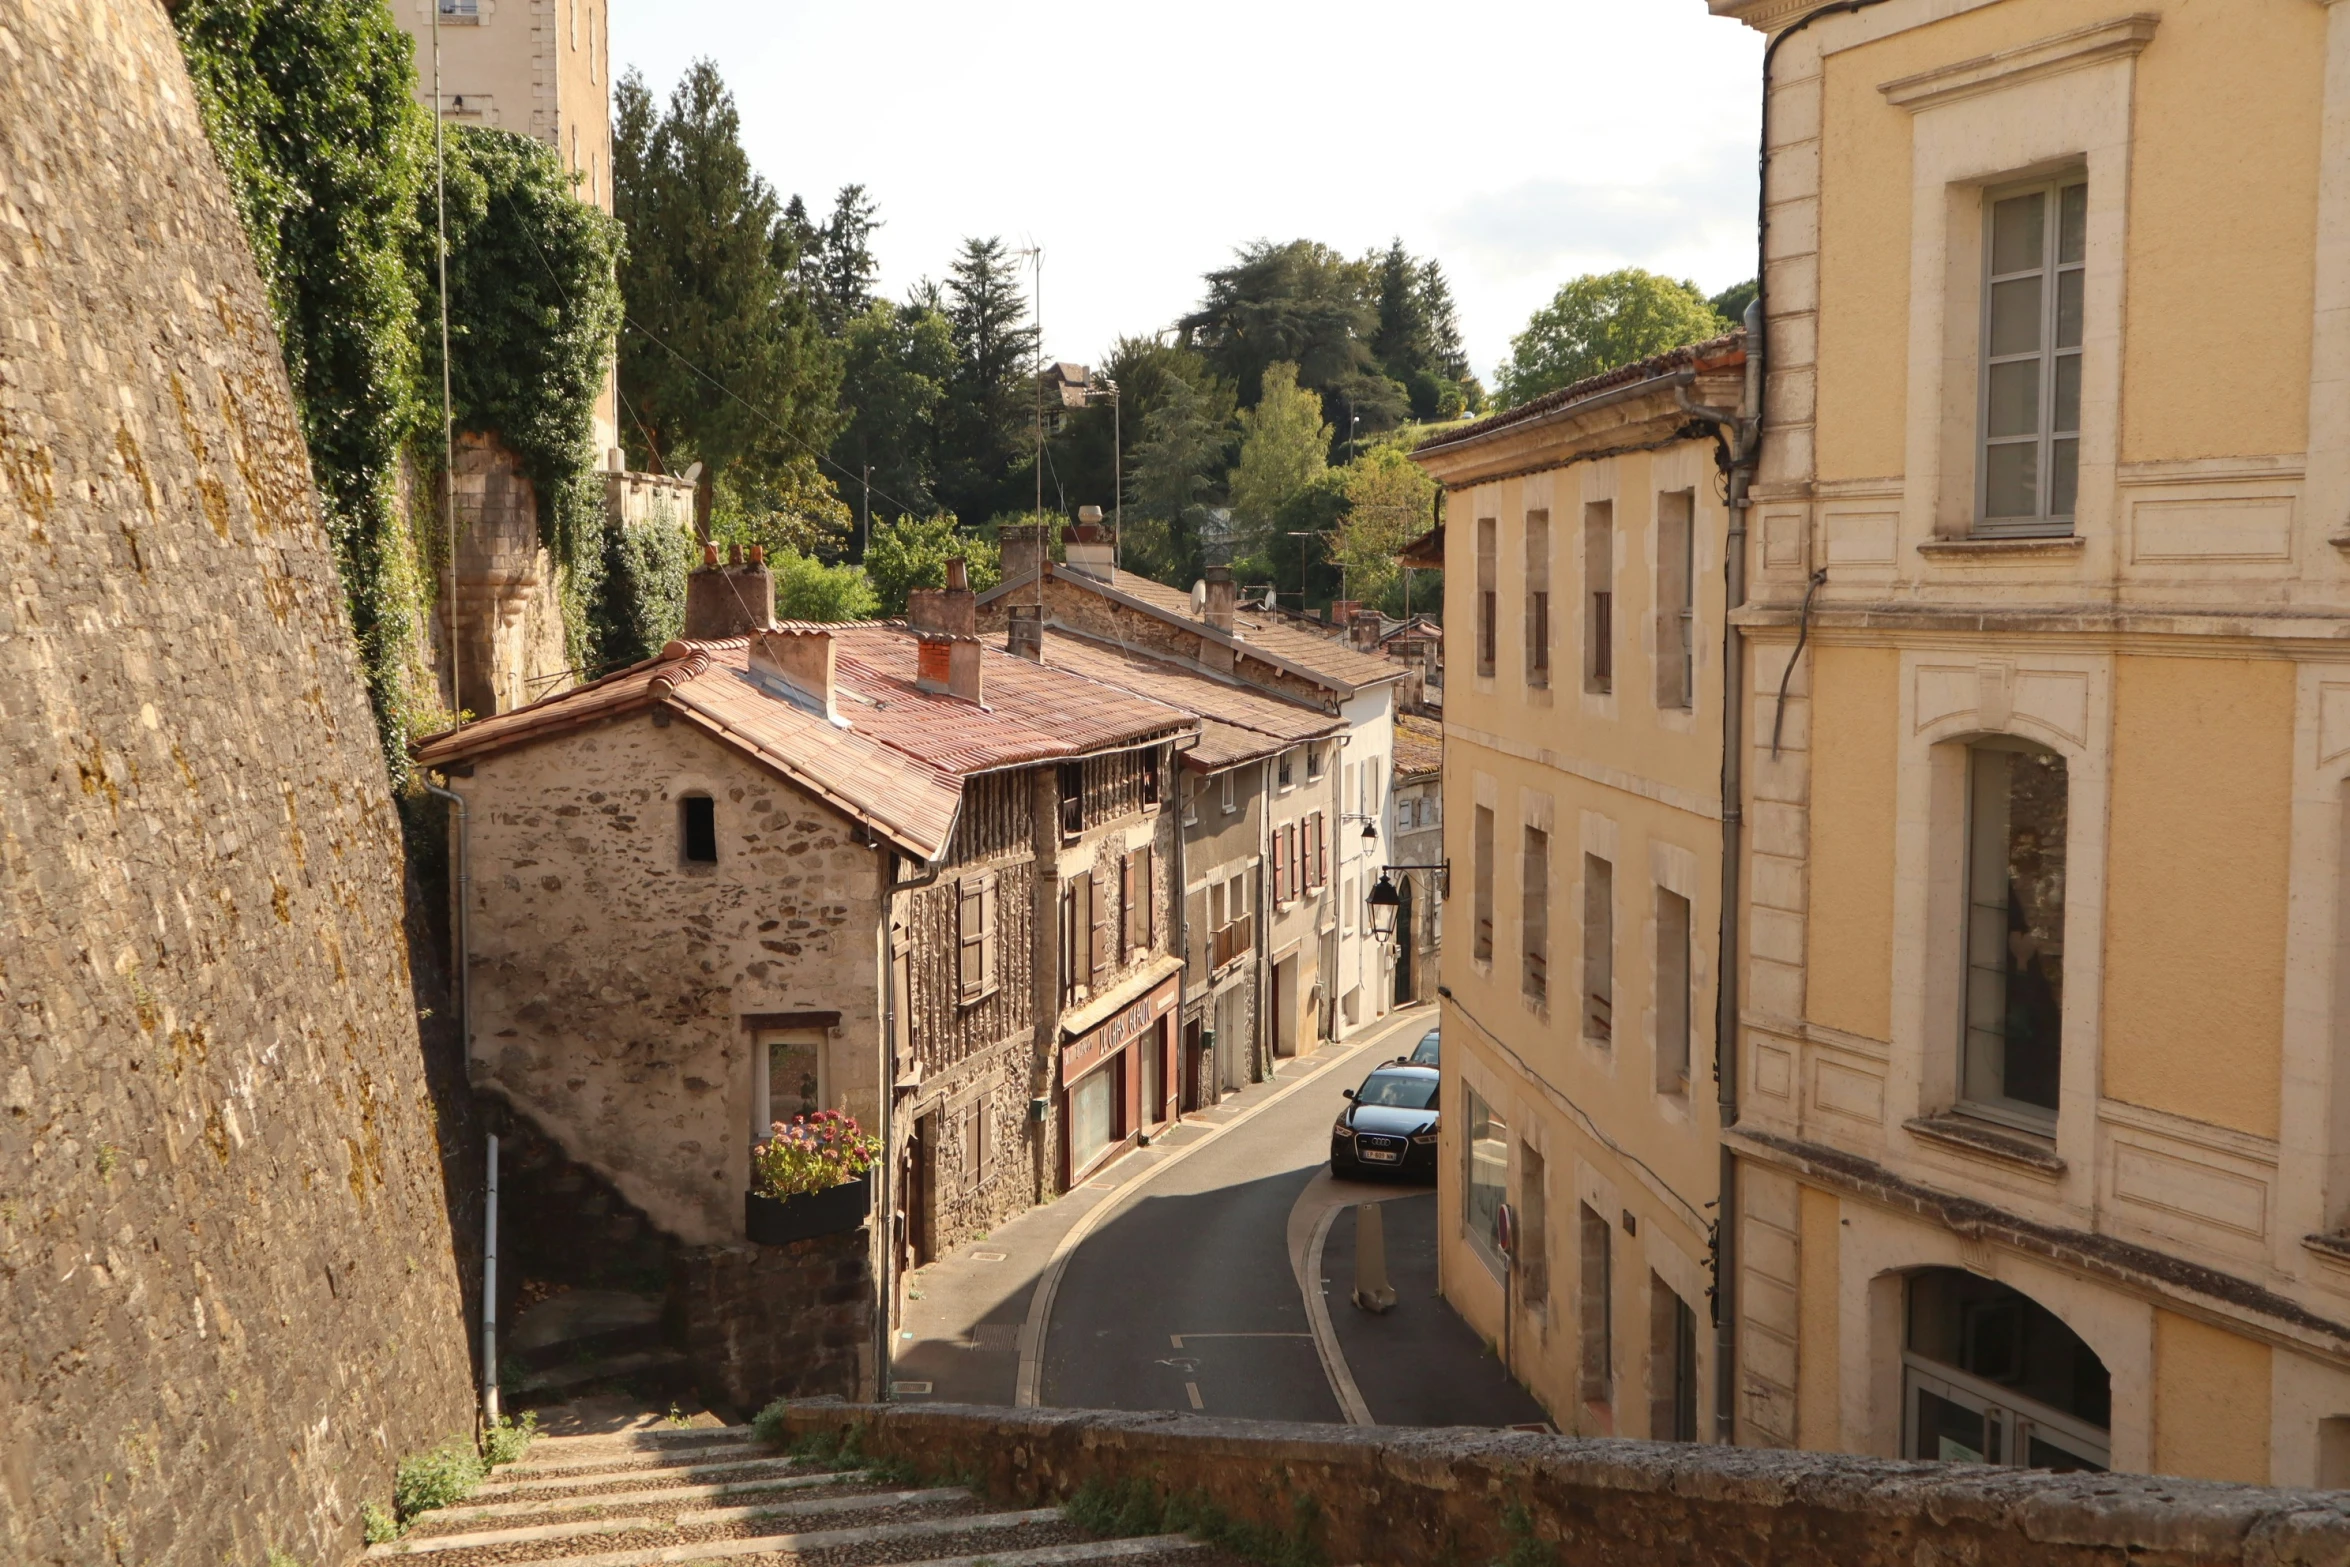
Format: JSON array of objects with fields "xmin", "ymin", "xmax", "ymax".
[
  {"xmin": 1406, "ymin": 1025, "xmax": 1439, "ymax": 1067},
  {"xmin": 1331, "ymin": 1062, "xmax": 1439, "ymax": 1179}
]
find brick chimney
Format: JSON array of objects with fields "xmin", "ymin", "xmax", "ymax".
[
  {"xmin": 1006, "ymin": 602, "xmax": 1044, "ymax": 661},
  {"xmin": 908, "ymin": 557, "xmax": 984, "ymax": 704},
  {"xmin": 748, "ymin": 626, "xmax": 843, "ymax": 725},
  {"xmin": 998, "ymin": 523, "xmax": 1048, "ymax": 588},
  {"xmin": 683, "ymin": 541, "xmax": 774, "ymax": 640}
]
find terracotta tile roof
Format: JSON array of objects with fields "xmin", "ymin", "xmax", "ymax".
[
  {"xmin": 1087, "ymin": 569, "xmax": 1407, "ymax": 694},
  {"xmin": 1393, "ymin": 712, "xmax": 1443, "ymax": 780},
  {"xmin": 1414, "ymin": 330, "xmax": 1746, "ymax": 456},
  {"xmin": 412, "ymin": 619, "xmax": 1194, "ymax": 862},
  {"xmin": 1029, "ymin": 631, "xmax": 1342, "ymax": 774}
]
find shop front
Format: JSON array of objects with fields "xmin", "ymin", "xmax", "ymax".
[{"xmin": 1060, "ymin": 966, "xmax": 1181, "ymax": 1187}]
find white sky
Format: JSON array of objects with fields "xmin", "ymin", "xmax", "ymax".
[{"xmin": 610, "ymin": 2, "xmax": 1763, "ymax": 387}]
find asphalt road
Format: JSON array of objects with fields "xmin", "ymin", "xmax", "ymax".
[{"xmin": 1042, "ymin": 1024, "xmax": 1426, "ymax": 1420}]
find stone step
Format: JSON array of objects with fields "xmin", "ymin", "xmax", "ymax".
[
  {"xmin": 471, "ymin": 1509, "xmax": 1073, "ymax": 1567},
  {"xmin": 671, "ymin": 1485, "xmax": 969, "ymax": 1528},
  {"xmin": 425, "ymin": 1467, "xmax": 849, "ymax": 1525},
  {"xmin": 366, "ymin": 1513, "xmax": 659, "ymax": 1557},
  {"xmin": 512, "ymin": 1349, "xmax": 691, "ymax": 1395},
  {"xmin": 524, "ymin": 1533, "xmax": 1205, "ymax": 1567},
  {"xmin": 515, "ymin": 1424, "xmax": 755, "ymax": 1459},
  {"xmin": 480, "ymin": 1451, "xmax": 792, "ymax": 1492}
]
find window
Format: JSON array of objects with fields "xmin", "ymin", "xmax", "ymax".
[
  {"xmin": 1476, "ymin": 517, "xmax": 1498, "ymax": 677},
  {"xmin": 1649, "ymin": 1277, "xmax": 1699, "ymax": 1442},
  {"xmin": 1307, "ymin": 745, "xmax": 1325, "ymax": 783},
  {"xmin": 681, "ymin": 795, "xmax": 717, "ymax": 863},
  {"xmin": 1091, "ymin": 867, "xmax": 1115, "ymax": 985},
  {"xmin": 1220, "ymin": 769, "xmax": 1236, "ymax": 814},
  {"xmin": 1582, "ymin": 854, "xmax": 1613, "ymax": 1044},
  {"xmin": 1278, "ymin": 750, "xmax": 1295, "ymax": 790},
  {"xmin": 1142, "ymin": 756, "xmax": 1161, "ymax": 808},
  {"xmin": 1656, "ymin": 887, "xmax": 1691, "ymax": 1091},
  {"xmin": 1979, "ymin": 178, "xmax": 2086, "ymax": 533},
  {"xmin": 1473, "ymin": 807, "xmax": 1495, "ymax": 964},
  {"xmin": 1518, "ymin": 1144, "xmax": 1549, "ymax": 1309},
  {"xmin": 1181, "ymin": 774, "xmax": 1198, "ymax": 826},
  {"xmin": 1525, "ymin": 509, "xmax": 1551, "ymax": 687},
  {"xmin": 1961, "ymin": 742, "xmax": 2067, "ymax": 1128},
  {"xmin": 1522, "ymin": 827, "xmax": 1549, "ymax": 1005},
  {"xmin": 1583, "ymin": 501, "xmax": 1614, "ymax": 693},
  {"xmin": 1070, "ymin": 1058, "xmax": 1119, "ymax": 1173},
  {"xmin": 1060, "ymin": 874, "xmax": 1093, "ymax": 1006},
  {"xmin": 1305, "ymin": 813, "xmax": 1326, "ymax": 891},
  {"xmin": 1058, "ymin": 762, "xmax": 1084, "ymax": 837},
  {"xmin": 756, "ymin": 1031, "xmax": 823, "ymax": 1137},
  {"xmin": 1272, "ymin": 830, "xmax": 1291, "ymax": 906},
  {"xmin": 439, "ymin": 0, "xmax": 478, "ymax": 15},
  {"xmin": 1463, "ymin": 1087, "xmax": 1508, "ymax": 1269},
  {"xmin": 1124, "ymin": 847, "xmax": 1154, "ymax": 954},
  {"xmin": 1342, "ymin": 876, "xmax": 1355, "ymax": 932},
  {"xmin": 1656, "ymin": 490, "xmax": 1695, "ymax": 710},
  {"xmin": 1579, "ymin": 1203, "xmax": 1612, "ymax": 1405},
  {"xmin": 1904, "ymin": 1268, "xmax": 2109, "ymax": 1470},
  {"xmin": 957, "ymin": 871, "xmax": 999, "ymax": 1004}
]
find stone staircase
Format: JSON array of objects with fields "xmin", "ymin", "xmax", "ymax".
[{"xmin": 368, "ymin": 1423, "xmax": 1224, "ymax": 1567}]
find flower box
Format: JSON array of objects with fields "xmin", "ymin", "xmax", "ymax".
[{"xmin": 745, "ymin": 1172, "xmax": 871, "ymax": 1246}]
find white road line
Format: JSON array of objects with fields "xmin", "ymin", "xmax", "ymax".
[
  {"xmin": 1302, "ymin": 1202, "xmax": 1376, "ymax": 1426},
  {"xmin": 1184, "ymin": 1382, "xmax": 1204, "ymax": 1410},
  {"xmin": 1012, "ymin": 1005, "xmax": 1433, "ymax": 1408},
  {"xmin": 1167, "ymin": 1332, "xmax": 1310, "ymax": 1348}
]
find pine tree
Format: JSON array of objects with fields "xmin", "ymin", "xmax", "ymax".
[
  {"xmin": 936, "ymin": 236, "xmax": 1038, "ymax": 524},
  {"xmin": 815, "ymin": 184, "xmax": 882, "ymax": 334}
]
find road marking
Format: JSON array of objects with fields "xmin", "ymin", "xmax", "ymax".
[
  {"xmin": 1167, "ymin": 1333, "xmax": 1311, "ymax": 1349},
  {"xmin": 1185, "ymin": 1382, "xmax": 1203, "ymax": 1410},
  {"xmin": 1012, "ymin": 1006, "xmax": 1435, "ymax": 1408},
  {"xmin": 1302, "ymin": 1203, "xmax": 1375, "ymax": 1426}
]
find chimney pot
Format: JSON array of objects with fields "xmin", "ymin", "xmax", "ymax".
[
  {"xmin": 946, "ymin": 556, "xmax": 969, "ymax": 591},
  {"xmin": 750, "ymin": 544, "xmax": 766, "ymax": 566},
  {"xmin": 748, "ymin": 627, "xmax": 842, "ymax": 724},
  {"xmin": 703, "ymin": 542, "xmax": 720, "ymax": 568},
  {"xmin": 728, "ymin": 541, "xmax": 743, "ymax": 567}
]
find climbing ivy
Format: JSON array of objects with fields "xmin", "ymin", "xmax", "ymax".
[
  {"xmin": 594, "ymin": 511, "xmax": 698, "ymax": 672},
  {"xmin": 417, "ymin": 126, "xmax": 625, "ymax": 669}
]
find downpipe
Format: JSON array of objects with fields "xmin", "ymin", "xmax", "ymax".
[{"xmin": 878, "ymin": 840, "xmax": 949, "ymax": 1403}]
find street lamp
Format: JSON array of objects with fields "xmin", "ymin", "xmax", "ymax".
[{"xmin": 1366, "ymin": 873, "xmax": 1401, "ymax": 944}]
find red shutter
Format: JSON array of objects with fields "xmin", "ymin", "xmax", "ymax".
[{"xmin": 1273, "ymin": 831, "xmax": 1288, "ymax": 905}]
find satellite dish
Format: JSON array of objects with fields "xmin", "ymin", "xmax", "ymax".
[
  {"xmin": 681, "ymin": 461, "xmax": 704, "ymax": 484},
  {"xmin": 1190, "ymin": 580, "xmax": 1207, "ymax": 616}
]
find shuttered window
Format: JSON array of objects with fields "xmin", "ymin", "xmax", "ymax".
[
  {"xmin": 1125, "ymin": 847, "xmax": 1154, "ymax": 954},
  {"xmin": 958, "ymin": 871, "xmax": 998, "ymax": 1004},
  {"xmin": 1272, "ymin": 830, "xmax": 1290, "ymax": 906},
  {"xmin": 1091, "ymin": 867, "xmax": 1114, "ymax": 987}
]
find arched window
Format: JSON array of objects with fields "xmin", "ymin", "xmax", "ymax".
[
  {"xmin": 1905, "ymin": 1267, "xmax": 2107, "ymax": 1471},
  {"xmin": 1962, "ymin": 741, "xmax": 2068, "ymax": 1127}
]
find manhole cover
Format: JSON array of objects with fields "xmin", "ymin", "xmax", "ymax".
[
  {"xmin": 970, "ymin": 1250, "xmax": 1007, "ymax": 1263},
  {"xmin": 892, "ymin": 1380, "xmax": 934, "ymax": 1395}
]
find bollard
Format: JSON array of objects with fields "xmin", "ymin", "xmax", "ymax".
[{"xmin": 1352, "ymin": 1201, "xmax": 1398, "ymax": 1313}]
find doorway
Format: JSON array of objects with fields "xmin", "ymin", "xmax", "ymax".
[
  {"xmin": 1182, "ymin": 1017, "xmax": 1203, "ymax": 1113},
  {"xmin": 903, "ymin": 1113, "xmax": 936, "ymax": 1271},
  {"xmin": 1901, "ymin": 1268, "xmax": 2108, "ymax": 1471},
  {"xmin": 1273, "ymin": 954, "xmax": 1299, "ymax": 1059},
  {"xmin": 1394, "ymin": 876, "xmax": 1416, "ymax": 1004}
]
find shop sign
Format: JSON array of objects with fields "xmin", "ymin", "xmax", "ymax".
[{"xmin": 1061, "ymin": 975, "xmax": 1178, "ymax": 1087}]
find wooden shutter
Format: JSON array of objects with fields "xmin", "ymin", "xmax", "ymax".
[
  {"xmin": 958, "ymin": 874, "xmax": 987, "ymax": 1002},
  {"xmin": 1133, "ymin": 846, "xmax": 1154, "ymax": 951},
  {"xmin": 1272, "ymin": 831, "xmax": 1288, "ymax": 905},
  {"xmin": 1120, "ymin": 853, "xmax": 1137, "ymax": 958},
  {"xmin": 979, "ymin": 871, "xmax": 998, "ymax": 995},
  {"xmin": 1090, "ymin": 867, "xmax": 1112, "ymax": 988}
]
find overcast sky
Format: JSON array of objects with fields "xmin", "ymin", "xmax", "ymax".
[{"xmin": 610, "ymin": 2, "xmax": 1763, "ymax": 386}]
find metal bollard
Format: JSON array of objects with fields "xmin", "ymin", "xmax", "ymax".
[{"xmin": 1352, "ymin": 1200, "xmax": 1398, "ymax": 1313}]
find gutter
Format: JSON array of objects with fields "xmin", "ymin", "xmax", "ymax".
[{"xmin": 877, "ymin": 823, "xmax": 953, "ymax": 1404}]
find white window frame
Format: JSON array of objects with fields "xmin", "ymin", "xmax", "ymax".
[{"xmin": 1975, "ymin": 174, "xmax": 2086, "ymax": 537}]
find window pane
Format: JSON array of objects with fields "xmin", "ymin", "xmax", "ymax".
[
  {"xmin": 1989, "ymin": 276, "xmax": 2044, "ymax": 356},
  {"xmin": 2055, "ymin": 269, "xmax": 2083, "ymax": 351},
  {"xmin": 1986, "ymin": 360, "xmax": 2040, "ymax": 438},
  {"xmin": 1962, "ymin": 746, "xmax": 2067, "ymax": 1118},
  {"xmin": 1990, "ymin": 191, "xmax": 2045, "ymax": 274},
  {"xmin": 1071, "ymin": 1065, "xmax": 1114, "ymax": 1170},
  {"xmin": 1464, "ymin": 1089, "xmax": 1508, "ymax": 1254},
  {"xmin": 2057, "ymin": 183, "xmax": 2087, "ymax": 265},
  {"xmin": 1985, "ymin": 441, "xmax": 2039, "ymax": 518},
  {"xmin": 2050, "ymin": 438, "xmax": 2079, "ymax": 518},
  {"xmin": 2052, "ymin": 354, "xmax": 2081, "ymax": 434}
]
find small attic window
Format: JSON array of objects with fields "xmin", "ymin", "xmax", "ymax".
[{"xmin": 681, "ymin": 795, "xmax": 717, "ymax": 863}]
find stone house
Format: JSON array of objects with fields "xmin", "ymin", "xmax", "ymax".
[
  {"xmin": 412, "ymin": 560, "xmax": 1193, "ymax": 1396},
  {"xmin": 1701, "ymin": 0, "xmax": 2350, "ymax": 1485},
  {"xmin": 979, "ymin": 537, "xmax": 1409, "ymax": 1047}
]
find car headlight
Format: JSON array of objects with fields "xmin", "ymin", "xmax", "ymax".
[
  {"xmin": 1410, "ymin": 1133, "xmax": 1438, "ymax": 1145},
  {"xmin": 1333, "ymin": 1120, "xmax": 1355, "ymax": 1137}
]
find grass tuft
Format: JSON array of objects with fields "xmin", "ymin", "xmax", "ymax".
[
  {"xmin": 1064, "ymin": 1475, "xmax": 1324, "ymax": 1567},
  {"xmin": 1495, "ymin": 1503, "xmax": 1559, "ymax": 1567},
  {"xmin": 479, "ymin": 1409, "xmax": 538, "ymax": 1468}
]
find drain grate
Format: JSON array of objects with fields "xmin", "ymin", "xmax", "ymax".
[{"xmin": 966, "ymin": 1323, "xmax": 1020, "ymax": 1352}]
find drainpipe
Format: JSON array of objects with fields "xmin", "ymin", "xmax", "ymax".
[
  {"xmin": 423, "ymin": 778, "xmax": 495, "ymax": 1421},
  {"xmin": 878, "ymin": 841, "xmax": 949, "ymax": 1403},
  {"xmin": 1710, "ymin": 0, "xmax": 1894, "ymax": 1448}
]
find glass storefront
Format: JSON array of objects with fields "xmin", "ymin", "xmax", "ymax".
[
  {"xmin": 1070, "ymin": 1059, "xmax": 1117, "ymax": 1174},
  {"xmin": 1903, "ymin": 1268, "xmax": 2109, "ymax": 1472}
]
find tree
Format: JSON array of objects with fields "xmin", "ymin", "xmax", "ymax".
[
  {"xmin": 1123, "ymin": 370, "xmax": 1236, "ymax": 582},
  {"xmin": 1709, "ymin": 278, "xmax": 1758, "ymax": 326},
  {"xmin": 831, "ymin": 297, "xmax": 956, "ymax": 535},
  {"xmin": 813, "ymin": 184, "xmax": 883, "ymax": 334},
  {"xmin": 770, "ymin": 548, "xmax": 879, "ymax": 621},
  {"xmin": 594, "ymin": 514, "xmax": 697, "ymax": 673},
  {"xmin": 863, "ymin": 514, "xmax": 1002, "ymax": 616},
  {"xmin": 1179, "ymin": 240, "xmax": 1405, "ymax": 442},
  {"xmin": 612, "ymin": 62, "xmax": 844, "ymax": 533},
  {"xmin": 1328, "ymin": 446, "xmax": 1440, "ymax": 610},
  {"xmin": 936, "ymin": 237, "xmax": 1040, "ymax": 525},
  {"xmin": 1227, "ymin": 362, "xmax": 1330, "ymax": 553},
  {"xmin": 1496, "ymin": 268, "xmax": 1730, "ymax": 407}
]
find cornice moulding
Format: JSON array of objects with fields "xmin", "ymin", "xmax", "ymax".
[
  {"xmin": 1879, "ymin": 14, "xmax": 2160, "ymax": 111},
  {"xmin": 1708, "ymin": 0, "xmax": 1822, "ymax": 32}
]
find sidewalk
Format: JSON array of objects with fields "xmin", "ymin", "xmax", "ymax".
[{"xmin": 888, "ymin": 1017, "xmax": 1416, "ymax": 1406}]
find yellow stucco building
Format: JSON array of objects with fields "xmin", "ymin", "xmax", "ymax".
[
  {"xmin": 1416, "ymin": 341, "xmax": 1749, "ymax": 1438},
  {"xmin": 1706, "ymin": 0, "xmax": 2350, "ymax": 1484}
]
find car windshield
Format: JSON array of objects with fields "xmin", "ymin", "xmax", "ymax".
[
  {"xmin": 1356, "ymin": 1071, "xmax": 1437, "ymax": 1110},
  {"xmin": 1409, "ymin": 1028, "xmax": 1439, "ymax": 1065}
]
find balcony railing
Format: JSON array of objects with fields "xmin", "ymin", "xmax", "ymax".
[{"xmin": 1211, "ymin": 914, "xmax": 1253, "ymax": 970}]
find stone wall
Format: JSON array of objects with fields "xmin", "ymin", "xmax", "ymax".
[
  {"xmin": 780, "ymin": 1401, "xmax": 2350, "ymax": 1567},
  {"xmin": 0, "ymin": 3, "xmax": 477, "ymax": 1563},
  {"xmin": 679, "ymin": 1232, "xmax": 875, "ymax": 1411}
]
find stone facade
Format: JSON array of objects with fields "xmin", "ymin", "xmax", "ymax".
[
  {"xmin": 677, "ymin": 1231, "xmax": 874, "ymax": 1411},
  {"xmin": 443, "ymin": 431, "xmax": 571, "ymax": 718},
  {"xmin": 0, "ymin": 4, "xmax": 476, "ymax": 1561}
]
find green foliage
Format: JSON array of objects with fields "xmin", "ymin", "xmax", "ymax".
[
  {"xmin": 360, "ymin": 1500, "xmax": 398, "ymax": 1545},
  {"xmin": 1063, "ymin": 1474, "xmax": 1325, "ymax": 1567},
  {"xmin": 709, "ymin": 459, "xmax": 853, "ymax": 562},
  {"xmin": 771, "ymin": 549, "xmax": 879, "ymax": 623},
  {"xmin": 614, "ymin": 61, "xmax": 845, "ymax": 532},
  {"xmin": 1496, "ymin": 268, "xmax": 1731, "ymax": 408},
  {"xmin": 1371, "ymin": 241, "xmax": 1477, "ymax": 422},
  {"xmin": 1708, "ymin": 278, "xmax": 1758, "ymax": 326},
  {"xmin": 480, "ymin": 1409, "xmax": 539, "ymax": 1468},
  {"xmin": 393, "ymin": 1437, "xmax": 486, "ymax": 1523},
  {"xmin": 937, "ymin": 237, "xmax": 1042, "ymax": 525},
  {"xmin": 752, "ymin": 1398, "xmax": 793, "ymax": 1448},
  {"xmin": 864, "ymin": 514, "xmax": 1002, "ymax": 616},
  {"xmin": 1495, "ymin": 1503, "xmax": 1560, "ymax": 1567},
  {"xmin": 422, "ymin": 124, "xmax": 624, "ymax": 669},
  {"xmin": 172, "ymin": 0, "xmax": 435, "ymax": 782},
  {"xmin": 834, "ymin": 298, "xmax": 956, "ymax": 524},
  {"xmin": 265, "ymin": 1550, "xmax": 306, "ymax": 1567},
  {"xmin": 1328, "ymin": 446, "xmax": 1440, "ymax": 610},
  {"xmin": 1124, "ymin": 370, "xmax": 1238, "ymax": 583},
  {"xmin": 1228, "ymin": 363, "xmax": 1330, "ymax": 553},
  {"xmin": 750, "ymin": 1110, "xmax": 880, "ymax": 1198},
  {"xmin": 1180, "ymin": 241, "xmax": 1391, "ymax": 430},
  {"xmin": 595, "ymin": 514, "xmax": 697, "ymax": 673}
]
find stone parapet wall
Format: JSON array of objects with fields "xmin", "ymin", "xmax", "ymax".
[
  {"xmin": 776, "ymin": 1402, "xmax": 2350, "ymax": 1566},
  {"xmin": 680, "ymin": 1232, "xmax": 876, "ymax": 1411}
]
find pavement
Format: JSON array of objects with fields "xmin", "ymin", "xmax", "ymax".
[{"xmin": 890, "ymin": 1003, "xmax": 1560, "ymax": 1430}]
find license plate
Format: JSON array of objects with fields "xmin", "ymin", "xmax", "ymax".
[{"xmin": 1361, "ymin": 1149, "xmax": 1399, "ymax": 1163}]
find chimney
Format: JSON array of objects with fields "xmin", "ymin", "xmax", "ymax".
[
  {"xmin": 1350, "ymin": 609, "xmax": 1382, "ymax": 650},
  {"xmin": 1064, "ymin": 509, "xmax": 1114, "ymax": 582},
  {"xmin": 748, "ymin": 627, "xmax": 843, "ymax": 725},
  {"xmin": 1006, "ymin": 602, "xmax": 1044, "ymax": 660},
  {"xmin": 683, "ymin": 542, "xmax": 774, "ymax": 640},
  {"xmin": 909, "ymin": 556, "xmax": 984, "ymax": 703},
  {"xmin": 1199, "ymin": 566, "xmax": 1237, "ymax": 676},
  {"xmin": 998, "ymin": 522, "xmax": 1048, "ymax": 587}
]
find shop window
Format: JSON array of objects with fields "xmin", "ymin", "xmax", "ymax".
[
  {"xmin": 1582, "ymin": 854, "xmax": 1614, "ymax": 1045},
  {"xmin": 1476, "ymin": 517, "xmax": 1498, "ymax": 677},
  {"xmin": 1961, "ymin": 742, "xmax": 2067, "ymax": 1130},
  {"xmin": 1978, "ymin": 178, "xmax": 2086, "ymax": 535},
  {"xmin": 1463, "ymin": 1086, "xmax": 1508, "ymax": 1272},
  {"xmin": 1656, "ymin": 887, "xmax": 1691, "ymax": 1091},
  {"xmin": 1583, "ymin": 501, "xmax": 1614, "ymax": 694},
  {"xmin": 1904, "ymin": 1268, "xmax": 2108, "ymax": 1471},
  {"xmin": 1656, "ymin": 489, "xmax": 1695, "ymax": 710},
  {"xmin": 1522, "ymin": 827, "xmax": 1549, "ymax": 1004},
  {"xmin": 1579, "ymin": 1203, "xmax": 1612, "ymax": 1405},
  {"xmin": 1524, "ymin": 509, "xmax": 1551, "ymax": 688},
  {"xmin": 1070, "ymin": 1057, "xmax": 1119, "ymax": 1174},
  {"xmin": 1472, "ymin": 806, "xmax": 1495, "ymax": 964},
  {"xmin": 958, "ymin": 870, "xmax": 998, "ymax": 1004},
  {"xmin": 680, "ymin": 795, "xmax": 717, "ymax": 863},
  {"xmin": 1648, "ymin": 1276, "xmax": 1699, "ymax": 1442}
]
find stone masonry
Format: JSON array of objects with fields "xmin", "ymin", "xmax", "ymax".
[{"xmin": 0, "ymin": 3, "xmax": 476, "ymax": 1563}]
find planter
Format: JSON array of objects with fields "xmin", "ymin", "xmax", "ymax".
[{"xmin": 745, "ymin": 1172, "xmax": 871, "ymax": 1247}]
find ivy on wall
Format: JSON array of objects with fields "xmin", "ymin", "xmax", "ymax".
[{"xmin": 595, "ymin": 512, "xmax": 697, "ymax": 671}]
